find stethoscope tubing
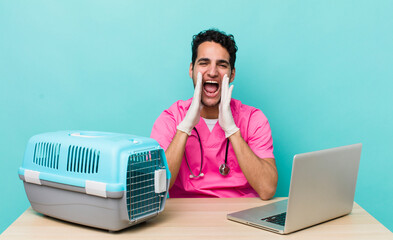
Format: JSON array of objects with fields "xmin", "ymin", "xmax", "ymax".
[
  {"xmin": 184, "ymin": 127, "xmax": 204, "ymax": 178},
  {"xmin": 184, "ymin": 127, "xmax": 230, "ymax": 178}
]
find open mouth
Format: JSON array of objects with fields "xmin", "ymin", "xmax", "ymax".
[{"xmin": 203, "ymin": 81, "xmax": 219, "ymax": 97}]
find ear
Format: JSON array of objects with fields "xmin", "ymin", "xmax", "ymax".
[
  {"xmin": 229, "ymin": 68, "xmax": 236, "ymax": 83},
  {"xmin": 189, "ymin": 63, "xmax": 194, "ymax": 79}
]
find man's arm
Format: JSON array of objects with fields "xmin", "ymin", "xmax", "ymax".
[
  {"xmin": 166, "ymin": 72, "xmax": 203, "ymax": 189},
  {"xmin": 219, "ymin": 75, "xmax": 277, "ymax": 200},
  {"xmin": 229, "ymin": 131, "xmax": 278, "ymax": 200},
  {"xmin": 165, "ymin": 130, "xmax": 189, "ymax": 189}
]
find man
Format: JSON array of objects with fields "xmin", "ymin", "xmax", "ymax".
[{"xmin": 151, "ymin": 29, "xmax": 277, "ymax": 200}]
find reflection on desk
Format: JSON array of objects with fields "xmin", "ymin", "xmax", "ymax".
[{"xmin": 0, "ymin": 197, "xmax": 391, "ymax": 240}]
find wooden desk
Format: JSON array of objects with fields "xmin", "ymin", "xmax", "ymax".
[{"xmin": 1, "ymin": 198, "xmax": 391, "ymax": 239}]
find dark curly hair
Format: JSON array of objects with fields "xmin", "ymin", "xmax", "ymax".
[{"xmin": 191, "ymin": 29, "xmax": 238, "ymax": 70}]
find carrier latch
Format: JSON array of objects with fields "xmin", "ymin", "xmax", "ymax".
[{"xmin": 154, "ymin": 169, "xmax": 167, "ymax": 193}]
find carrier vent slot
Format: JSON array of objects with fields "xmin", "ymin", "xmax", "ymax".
[
  {"xmin": 33, "ymin": 142, "xmax": 61, "ymax": 169},
  {"xmin": 127, "ymin": 150, "xmax": 165, "ymax": 221},
  {"xmin": 66, "ymin": 145, "xmax": 100, "ymax": 174}
]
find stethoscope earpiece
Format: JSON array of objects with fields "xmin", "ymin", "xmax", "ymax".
[{"xmin": 189, "ymin": 173, "xmax": 204, "ymax": 179}]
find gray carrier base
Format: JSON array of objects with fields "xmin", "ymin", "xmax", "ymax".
[{"xmin": 20, "ymin": 175, "xmax": 168, "ymax": 231}]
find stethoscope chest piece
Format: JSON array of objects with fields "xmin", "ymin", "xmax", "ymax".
[{"xmin": 219, "ymin": 163, "xmax": 230, "ymax": 176}]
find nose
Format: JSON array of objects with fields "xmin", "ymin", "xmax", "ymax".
[{"xmin": 207, "ymin": 64, "xmax": 219, "ymax": 78}]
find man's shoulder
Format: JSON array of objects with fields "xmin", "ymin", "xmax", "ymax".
[
  {"xmin": 164, "ymin": 98, "xmax": 193, "ymax": 116},
  {"xmin": 231, "ymin": 98, "xmax": 263, "ymax": 116}
]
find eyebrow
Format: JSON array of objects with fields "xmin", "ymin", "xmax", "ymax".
[{"xmin": 197, "ymin": 58, "xmax": 210, "ymax": 63}]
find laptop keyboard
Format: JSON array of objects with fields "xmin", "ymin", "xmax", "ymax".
[{"xmin": 261, "ymin": 212, "xmax": 286, "ymax": 226}]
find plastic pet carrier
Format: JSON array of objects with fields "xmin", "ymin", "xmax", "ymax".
[{"xmin": 18, "ymin": 131, "xmax": 171, "ymax": 231}]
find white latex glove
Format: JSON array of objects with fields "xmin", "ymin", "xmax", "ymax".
[
  {"xmin": 219, "ymin": 74, "xmax": 239, "ymax": 138},
  {"xmin": 177, "ymin": 72, "xmax": 203, "ymax": 136}
]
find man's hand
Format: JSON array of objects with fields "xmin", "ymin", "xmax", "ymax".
[
  {"xmin": 177, "ymin": 72, "xmax": 203, "ymax": 135},
  {"xmin": 219, "ymin": 74, "xmax": 240, "ymax": 138}
]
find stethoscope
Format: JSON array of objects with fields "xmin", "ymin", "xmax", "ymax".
[{"xmin": 184, "ymin": 127, "xmax": 230, "ymax": 178}]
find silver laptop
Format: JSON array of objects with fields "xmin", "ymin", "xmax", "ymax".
[{"xmin": 227, "ymin": 143, "xmax": 362, "ymax": 234}]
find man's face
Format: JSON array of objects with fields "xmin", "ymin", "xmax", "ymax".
[{"xmin": 189, "ymin": 41, "xmax": 235, "ymax": 108}]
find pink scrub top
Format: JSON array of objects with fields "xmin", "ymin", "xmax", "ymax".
[{"xmin": 150, "ymin": 98, "xmax": 274, "ymax": 198}]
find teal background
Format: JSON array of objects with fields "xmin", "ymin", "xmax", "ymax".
[{"xmin": 1, "ymin": 0, "xmax": 392, "ymax": 233}]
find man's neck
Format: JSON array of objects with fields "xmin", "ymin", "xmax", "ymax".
[{"xmin": 201, "ymin": 106, "xmax": 219, "ymax": 119}]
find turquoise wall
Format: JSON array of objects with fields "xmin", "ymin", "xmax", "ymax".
[{"xmin": 1, "ymin": 0, "xmax": 392, "ymax": 233}]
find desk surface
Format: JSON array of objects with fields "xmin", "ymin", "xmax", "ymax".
[{"xmin": 1, "ymin": 197, "xmax": 391, "ymax": 240}]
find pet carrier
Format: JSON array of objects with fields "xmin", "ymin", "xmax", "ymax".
[{"xmin": 18, "ymin": 131, "xmax": 171, "ymax": 231}]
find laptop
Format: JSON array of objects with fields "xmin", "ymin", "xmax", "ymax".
[{"xmin": 227, "ymin": 143, "xmax": 362, "ymax": 234}]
